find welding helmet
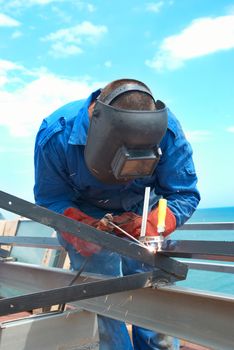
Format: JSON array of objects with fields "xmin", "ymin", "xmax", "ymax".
[{"xmin": 84, "ymin": 83, "xmax": 168, "ymax": 184}]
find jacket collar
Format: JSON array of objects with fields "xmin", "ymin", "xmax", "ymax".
[{"xmin": 69, "ymin": 89, "xmax": 101, "ymax": 145}]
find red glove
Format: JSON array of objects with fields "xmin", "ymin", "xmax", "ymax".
[
  {"xmin": 98, "ymin": 212, "xmax": 142, "ymax": 238},
  {"xmin": 146, "ymin": 206, "xmax": 176, "ymax": 237},
  {"xmin": 99, "ymin": 207, "xmax": 176, "ymax": 239},
  {"xmin": 62, "ymin": 207, "xmax": 101, "ymax": 257}
]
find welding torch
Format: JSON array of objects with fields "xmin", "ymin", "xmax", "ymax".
[
  {"xmin": 102, "ymin": 186, "xmax": 168, "ymax": 253},
  {"xmin": 140, "ymin": 196, "xmax": 168, "ymax": 252}
]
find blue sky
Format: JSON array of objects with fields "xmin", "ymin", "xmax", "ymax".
[{"xmin": 0, "ymin": 0, "xmax": 234, "ymax": 219}]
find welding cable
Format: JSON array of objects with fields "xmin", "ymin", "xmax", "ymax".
[{"xmin": 59, "ymin": 256, "xmax": 90, "ymax": 312}]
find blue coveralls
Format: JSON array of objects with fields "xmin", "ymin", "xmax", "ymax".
[{"xmin": 34, "ymin": 89, "xmax": 200, "ymax": 350}]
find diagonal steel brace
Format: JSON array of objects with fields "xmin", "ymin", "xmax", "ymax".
[
  {"xmin": 0, "ymin": 270, "xmax": 174, "ymax": 317},
  {"xmin": 0, "ymin": 191, "xmax": 187, "ymax": 279}
]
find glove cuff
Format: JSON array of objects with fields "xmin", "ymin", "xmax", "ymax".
[{"xmin": 163, "ymin": 207, "xmax": 176, "ymax": 237}]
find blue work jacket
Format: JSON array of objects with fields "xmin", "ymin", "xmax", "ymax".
[{"xmin": 34, "ymin": 89, "xmax": 200, "ymax": 227}]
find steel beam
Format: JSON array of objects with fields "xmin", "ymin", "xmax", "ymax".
[
  {"xmin": 0, "ymin": 191, "xmax": 188, "ymax": 278},
  {"xmin": 180, "ymin": 260, "xmax": 234, "ymax": 274},
  {"xmin": 0, "ymin": 262, "xmax": 79, "ymax": 297},
  {"xmin": 0, "ymin": 236, "xmax": 62, "ymax": 249},
  {"xmin": 180, "ymin": 222, "xmax": 234, "ymax": 230},
  {"xmin": 0, "ymin": 191, "xmax": 153, "ymax": 264},
  {"xmin": 0, "ymin": 309, "xmax": 99, "ymax": 350},
  {"xmin": 1, "ymin": 235, "xmax": 234, "ymax": 263},
  {"xmin": 75, "ymin": 285, "xmax": 234, "ymax": 350},
  {"xmin": 0, "ymin": 270, "xmax": 170, "ymax": 316},
  {"xmin": 0, "ymin": 262, "xmax": 234, "ymax": 349},
  {"xmin": 162, "ymin": 240, "xmax": 234, "ymax": 261}
]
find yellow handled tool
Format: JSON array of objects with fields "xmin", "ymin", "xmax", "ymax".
[
  {"xmin": 157, "ymin": 198, "xmax": 167, "ymax": 234},
  {"xmin": 157, "ymin": 198, "xmax": 167, "ymax": 250},
  {"xmin": 139, "ymin": 197, "xmax": 168, "ymax": 253}
]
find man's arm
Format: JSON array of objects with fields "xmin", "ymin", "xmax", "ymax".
[
  {"xmin": 34, "ymin": 128, "xmax": 78, "ymax": 214},
  {"xmin": 34, "ymin": 136, "xmax": 102, "ymax": 255},
  {"xmin": 155, "ymin": 111, "xmax": 201, "ymax": 227}
]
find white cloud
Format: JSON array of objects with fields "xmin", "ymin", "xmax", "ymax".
[
  {"xmin": 0, "ymin": 59, "xmax": 24, "ymax": 72},
  {"xmin": 11, "ymin": 30, "xmax": 23, "ymax": 38},
  {"xmin": 0, "ymin": 59, "xmax": 104, "ymax": 137},
  {"xmin": 29, "ymin": 0, "xmax": 59, "ymax": 4},
  {"xmin": 42, "ymin": 21, "xmax": 108, "ymax": 58},
  {"xmin": 227, "ymin": 126, "xmax": 234, "ymax": 133},
  {"xmin": 146, "ymin": 15, "xmax": 234, "ymax": 71},
  {"xmin": 0, "ymin": 13, "xmax": 20, "ymax": 26},
  {"xmin": 104, "ymin": 60, "xmax": 112, "ymax": 68},
  {"xmin": 0, "ymin": 0, "xmax": 62, "ymax": 8},
  {"xmin": 185, "ymin": 130, "xmax": 212, "ymax": 143},
  {"xmin": 146, "ymin": 1, "xmax": 164, "ymax": 13},
  {"xmin": 44, "ymin": 21, "xmax": 107, "ymax": 41},
  {"xmin": 87, "ymin": 3, "xmax": 96, "ymax": 12},
  {"xmin": 0, "ymin": 59, "xmax": 25, "ymax": 87},
  {"xmin": 0, "ymin": 56, "xmax": 218, "ymax": 144},
  {"xmin": 49, "ymin": 42, "xmax": 83, "ymax": 57},
  {"xmin": 0, "ymin": 0, "xmax": 96, "ymax": 12}
]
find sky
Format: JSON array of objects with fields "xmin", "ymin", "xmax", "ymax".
[{"xmin": 0, "ymin": 0, "xmax": 234, "ymax": 220}]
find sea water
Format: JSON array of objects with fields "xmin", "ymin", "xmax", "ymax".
[{"xmin": 173, "ymin": 207, "xmax": 234, "ymax": 295}]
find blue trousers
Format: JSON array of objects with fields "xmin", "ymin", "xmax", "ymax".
[{"xmin": 68, "ymin": 247, "xmax": 180, "ymax": 350}]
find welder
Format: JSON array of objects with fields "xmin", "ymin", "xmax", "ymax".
[{"xmin": 34, "ymin": 78, "xmax": 200, "ymax": 350}]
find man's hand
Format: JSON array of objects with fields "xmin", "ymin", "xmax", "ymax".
[
  {"xmin": 146, "ymin": 206, "xmax": 176, "ymax": 237},
  {"xmin": 99, "ymin": 206, "xmax": 176, "ymax": 238},
  {"xmin": 98, "ymin": 212, "xmax": 142, "ymax": 238},
  {"xmin": 62, "ymin": 207, "xmax": 101, "ymax": 257}
]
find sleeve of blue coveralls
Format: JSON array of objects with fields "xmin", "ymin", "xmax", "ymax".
[
  {"xmin": 155, "ymin": 115, "xmax": 201, "ymax": 227},
  {"xmin": 34, "ymin": 132, "xmax": 78, "ymax": 215}
]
